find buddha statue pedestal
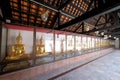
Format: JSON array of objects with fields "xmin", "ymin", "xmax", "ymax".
[
  {"xmin": 36, "ymin": 36, "xmax": 46, "ymax": 56},
  {"xmin": 3, "ymin": 61, "xmax": 30, "ymax": 72}
]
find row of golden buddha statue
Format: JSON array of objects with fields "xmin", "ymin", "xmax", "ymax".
[
  {"xmin": 6, "ymin": 32, "xmax": 45, "ymax": 60},
  {"xmin": 6, "ymin": 32, "xmax": 111, "ymax": 61}
]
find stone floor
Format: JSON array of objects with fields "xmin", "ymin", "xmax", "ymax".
[
  {"xmin": 31, "ymin": 50, "xmax": 120, "ymax": 80},
  {"xmin": 55, "ymin": 50, "xmax": 120, "ymax": 80}
]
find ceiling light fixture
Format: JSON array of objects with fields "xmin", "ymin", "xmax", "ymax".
[
  {"xmin": 114, "ymin": 37, "xmax": 116, "ymax": 39},
  {"xmin": 86, "ymin": 26, "xmax": 90, "ymax": 31},
  {"xmin": 104, "ymin": 35, "xmax": 108, "ymax": 39},
  {"xmin": 109, "ymin": 35, "xmax": 111, "ymax": 38},
  {"xmin": 41, "ymin": 10, "xmax": 49, "ymax": 22},
  {"xmin": 41, "ymin": 1, "xmax": 49, "ymax": 22},
  {"xmin": 95, "ymin": 31, "xmax": 99, "ymax": 35},
  {"xmin": 116, "ymin": 38, "xmax": 119, "ymax": 40},
  {"xmin": 101, "ymin": 32, "xmax": 104, "ymax": 36}
]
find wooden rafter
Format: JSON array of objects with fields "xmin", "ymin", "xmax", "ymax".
[
  {"xmin": 58, "ymin": 0, "xmax": 73, "ymax": 10},
  {"xmin": 86, "ymin": 0, "xmax": 94, "ymax": 12},
  {"xmin": 27, "ymin": 0, "xmax": 31, "ymax": 25},
  {"xmin": 56, "ymin": 0, "xmax": 120, "ymax": 30},
  {"xmin": 80, "ymin": 24, "xmax": 120, "ymax": 34},
  {"xmin": 73, "ymin": 22, "xmax": 83, "ymax": 33},
  {"xmin": 34, "ymin": 4, "xmax": 39, "ymax": 26}
]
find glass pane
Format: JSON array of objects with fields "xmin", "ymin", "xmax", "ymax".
[
  {"xmin": 55, "ymin": 33, "xmax": 66, "ymax": 60},
  {"xmin": 75, "ymin": 36, "xmax": 82, "ymax": 56},
  {"xmin": 35, "ymin": 32, "xmax": 54, "ymax": 65},
  {"xmin": 1, "ymin": 24, "xmax": 33, "ymax": 73},
  {"xmin": 66, "ymin": 35, "xmax": 74, "ymax": 58}
]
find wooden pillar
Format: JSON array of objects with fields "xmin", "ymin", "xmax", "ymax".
[
  {"xmin": 65, "ymin": 33, "xmax": 67, "ymax": 58},
  {"xmin": 33, "ymin": 25, "xmax": 36, "ymax": 65},
  {"xmin": 0, "ymin": 23, "xmax": 7, "ymax": 62},
  {"xmin": 86, "ymin": 36, "xmax": 88, "ymax": 49},
  {"xmin": 91, "ymin": 37, "xmax": 92, "ymax": 49},
  {"xmin": 53, "ymin": 31, "xmax": 55, "ymax": 60},
  {"xmin": 94, "ymin": 38, "xmax": 96, "ymax": 48},
  {"xmin": 88, "ymin": 37, "xmax": 89, "ymax": 49},
  {"xmin": 81, "ymin": 35, "xmax": 83, "ymax": 50},
  {"xmin": 99, "ymin": 38, "xmax": 100, "ymax": 48},
  {"xmin": 89, "ymin": 37, "xmax": 90, "ymax": 49},
  {"xmin": 0, "ymin": 22, "xmax": 2, "ymax": 62},
  {"xmin": 96, "ymin": 38, "xmax": 98, "ymax": 48},
  {"xmin": 90, "ymin": 37, "xmax": 92, "ymax": 49},
  {"xmin": 74, "ymin": 35, "xmax": 76, "ymax": 52},
  {"xmin": 81, "ymin": 35, "xmax": 82, "ymax": 51},
  {"xmin": 95, "ymin": 38, "xmax": 97, "ymax": 48}
]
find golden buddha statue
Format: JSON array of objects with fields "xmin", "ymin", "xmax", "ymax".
[
  {"xmin": 36, "ymin": 36, "xmax": 45, "ymax": 56},
  {"xmin": 6, "ymin": 32, "xmax": 25, "ymax": 60}
]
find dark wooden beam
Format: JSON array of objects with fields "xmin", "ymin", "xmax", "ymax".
[
  {"xmin": 82, "ymin": 22, "xmax": 84, "ymax": 32},
  {"xmin": 70, "ymin": 2, "xmax": 84, "ymax": 13},
  {"xmin": 48, "ymin": 12, "xmax": 58, "ymax": 28},
  {"xmin": 27, "ymin": 1, "xmax": 31, "ymax": 25},
  {"xmin": 34, "ymin": 4, "xmax": 39, "ymax": 26},
  {"xmin": 56, "ymin": 0, "xmax": 120, "ymax": 30},
  {"xmin": 30, "ymin": 0, "xmax": 75, "ymax": 18},
  {"xmin": 86, "ymin": 0, "xmax": 94, "ymax": 12},
  {"xmin": 96, "ymin": 22, "xmax": 111, "ymax": 26},
  {"xmin": 18, "ymin": 0, "xmax": 22, "ymax": 23},
  {"xmin": 58, "ymin": 0, "xmax": 73, "ymax": 10},
  {"xmin": 107, "ymin": 31, "xmax": 120, "ymax": 35},
  {"xmin": 35, "ymin": 0, "xmax": 57, "ymax": 10},
  {"xmin": 0, "ymin": 15, "xmax": 4, "ymax": 22},
  {"xmin": 49, "ymin": 0, "xmax": 62, "ymax": 29},
  {"xmin": 79, "ymin": 24, "xmax": 120, "ymax": 34},
  {"xmin": 105, "ymin": 14, "xmax": 108, "ymax": 23},
  {"xmin": 44, "ymin": 12, "xmax": 52, "ymax": 28},
  {"xmin": 56, "ymin": 0, "xmax": 62, "ymax": 8},
  {"xmin": 1, "ymin": 0, "xmax": 12, "ymax": 20},
  {"xmin": 95, "ymin": 16, "xmax": 102, "ymax": 26},
  {"xmin": 73, "ymin": 22, "xmax": 83, "ymax": 33},
  {"xmin": 0, "ymin": 22, "xmax": 2, "ymax": 62}
]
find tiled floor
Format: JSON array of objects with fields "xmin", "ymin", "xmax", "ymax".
[
  {"xmin": 55, "ymin": 50, "xmax": 120, "ymax": 80},
  {"xmin": 31, "ymin": 50, "xmax": 120, "ymax": 80}
]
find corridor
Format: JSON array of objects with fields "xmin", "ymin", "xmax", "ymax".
[
  {"xmin": 31, "ymin": 50, "xmax": 120, "ymax": 80},
  {"xmin": 55, "ymin": 50, "xmax": 120, "ymax": 80}
]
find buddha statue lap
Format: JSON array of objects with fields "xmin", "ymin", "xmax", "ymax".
[
  {"xmin": 36, "ymin": 36, "xmax": 45, "ymax": 56},
  {"xmin": 6, "ymin": 32, "xmax": 26, "ymax": 60}
]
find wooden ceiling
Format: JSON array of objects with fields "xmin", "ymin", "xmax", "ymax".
[
  {"xmin": 8, "ymin": 0, "xmax": 94, "ymax": 32},
  {"xmin": 0, "ymin": 0, "xmax": 120, "ymax": 39}
]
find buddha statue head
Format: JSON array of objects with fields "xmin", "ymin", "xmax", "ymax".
[{"xmin": 16, "ymin": 32, "xmax": 22, "ymax": 44}]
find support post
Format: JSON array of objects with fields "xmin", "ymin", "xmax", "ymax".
[
  {"xmin": 65, "ymin": 33, "xmax": 67, "ymax": 58},
  {"xmin": 33, "ymin": 25, "xmax": 36, "ymax": 65},
  {"xmin": 74, "ymin": 35, "xmax": 76, "ymax": 56},
  {"xmin": 0, "ymin": 22, "xmax": 1, "ymax": 72},
  {"xmin": 53, "ymin": 31, "xmax": 55, "ymax": 60}
]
